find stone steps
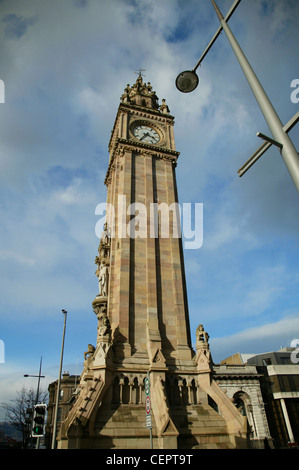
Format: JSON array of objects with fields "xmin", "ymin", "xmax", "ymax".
[
  {"xmin": 95, "ymin": 405, "xmax": 154, "ymax": 437},
  {"xmin": 170, "ymin": 404, "xmax": 233, "ymax": 449},
  {"xmin": 94, "ymin": 403, "xmax": 234, "ymax": 449}
]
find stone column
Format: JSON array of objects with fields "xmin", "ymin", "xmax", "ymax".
[{"xmin": 280, "ymin": 398, "xmax": 295, "ymax": 444}]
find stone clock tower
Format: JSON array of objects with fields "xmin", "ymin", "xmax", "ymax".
[{"xmin": 58, "ymin": 74, "xmax": 247, "ymax": 449}]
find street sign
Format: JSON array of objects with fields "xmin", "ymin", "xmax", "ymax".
[
  {"xmin": 144, "ymin": 377, "xmax": 150, "ymax": 398},
  {"xmin": 145, "ymin": 376, "xmax": 152, "ymax": 429},
  {"xmin": 146, "ymin": 396, "xmax": 151, "ymax": 414}
]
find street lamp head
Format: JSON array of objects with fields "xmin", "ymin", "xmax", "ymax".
[
  {"xmin": 175, "ymin": 70, "xmax": 199, "ymax": 93},
  {"xmin": 62, "ymin": 309, "xmax": 67, "ymax": 314}
]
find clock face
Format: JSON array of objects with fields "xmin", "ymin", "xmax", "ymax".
[{"xmin": 133, "ymin": 125, "xmax": 160, "ymax": 144}]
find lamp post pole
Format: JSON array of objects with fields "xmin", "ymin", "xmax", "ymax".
[
  {"xmin": 51, "ymin": 309, "xmax": 68, "ymax": 450},
  {"xmin": 176, "ymin": 0, "xmax": 299, "ymax": 193},
  {"xmin": 24, "ymin": 356, "xmax": 45, "ymax": 404},
  {"xmin": 210, "ymin": 0, "xmax": 299, "ymax": 192}
]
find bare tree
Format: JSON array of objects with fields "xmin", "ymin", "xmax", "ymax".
[{"xmin": 1, "ymin": 386, "xmax": 48, "ymax": 448}]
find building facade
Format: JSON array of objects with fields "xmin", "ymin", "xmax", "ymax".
[
  {"xmin": 46, "ymin": 372, "xmax": 79, "ymax": 448},
  {"xmin": 213, "ymin": 363, "xmax": 272, "ymax": 448},
  {"xmin": 221, "ymin": 348, "xmax": 299, "ymax": 448},
  {"xmin": 248, "ymin": 348, "xmax": 299, "ymax": 447}
]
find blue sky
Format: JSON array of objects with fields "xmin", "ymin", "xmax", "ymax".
[{"xmin": 0, "ymin": 0, "xmax": 298, "ymax": 417}]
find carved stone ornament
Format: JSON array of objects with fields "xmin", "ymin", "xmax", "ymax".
[
  {"xmin": 120, "ymin": 74, "xmax": 160, "ymax": 110},
  {"xmin": 93, "ymin": 301, "xmax": 111, "ymax": 341},
  {"xmin": 84, "ymin": 344, "xmax": 95, "ymax": 361},
  {"xmin": 97, "ymin": 222, "xmax": 111, "ymax": 260},
  {"xmin": 196, "ymin": 324, "xmax": 209, "ymax": 346},
  {"xmin": 97, "ymin": 312, "xmax": 111, "ymax": 338}
]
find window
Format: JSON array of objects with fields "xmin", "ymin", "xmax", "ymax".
[
  {"xmin": 277, "ymin": 375, "xmax": 299, "ymax": 392},
  {"xmin": 262, "ymin": 357, "xmax": 272, "ymax": 366}
]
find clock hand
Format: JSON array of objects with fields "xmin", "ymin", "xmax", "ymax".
[{"xmin": 140, "ymin": 132, "xmax": 150, "ymax": 140}]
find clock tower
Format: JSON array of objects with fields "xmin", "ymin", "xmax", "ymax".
[
  {"xmin": 58, "ymin": 74, "xmax": 247, "ymax": 449},
  {"xmin": 103, "ymin": 72, "xmax": 193, "ymax": 366}
]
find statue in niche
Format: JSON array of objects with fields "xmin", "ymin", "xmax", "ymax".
[{"xmin": 96, "ymin": 261, "xmax": 108, "ymax": 297}]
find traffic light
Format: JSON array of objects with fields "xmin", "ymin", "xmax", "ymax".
[
  {"xmin": 32, "ymin": 404, "xmax": 47, "ymax": 437},
  {"xmin": 25, "ymin": 407, "xmax": 33, "ymax": 425}
]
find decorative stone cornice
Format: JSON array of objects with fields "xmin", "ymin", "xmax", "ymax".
[
  {"xmin": 104, "ymin": 139, "xmax": 180, "ymax": 186},
  {"xmin": 120, "ymin": 102, "xmax": 175, "ymax": 122}
]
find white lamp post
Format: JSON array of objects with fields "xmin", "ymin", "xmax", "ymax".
[{"xmin": 176, "ymin": 0, "xmax": 299, "ymax": 193}]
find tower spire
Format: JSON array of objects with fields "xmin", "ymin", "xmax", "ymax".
[{"xmin": 121, "ymin": 74, "xmax": 159, "ymax": 110}]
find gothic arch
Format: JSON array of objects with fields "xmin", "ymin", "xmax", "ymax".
[
  {"xmin": 112, "ymin": 376, "xmax": 120, "ymax": 404},
  {"xmin": 233, "ymin": 391, "xmax": 251, "ymax": 416},
  {"xmin": 232, "ymin": 391, "xmax": 257, "ymax": 439},
  {"xmin": 122, "ymin": 376, "xmax": 130, "ymax": 403},
  {"xmin": 190, "ymin": 379, "xmax": 197, "ymax": 405},
  {"xmin": 233, "ymin": 393, "xmax": 247, "ymax": 416}
]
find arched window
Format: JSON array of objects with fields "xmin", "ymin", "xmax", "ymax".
[
  {"xmin": 233, "ymin": 397, "xmax": 246, "ymax": 416},
  {"xmin": 112, "ymin": 376, "xmax": 120, "ymax": 404},
  {"xmin": 190, "ymin": 379, "xmax": 197, "ymax": 405},
  {"xmin": 122, "ymin": 376, "xmax": 130, "ymax": 404},
  {"xmin": 233, "ymin": 391, "xmax": 251, "ymax": 417}
]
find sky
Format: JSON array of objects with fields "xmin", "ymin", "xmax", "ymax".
[{"xmin": 0, "ymin": 0, "xmax": 298, "ymax": 418}]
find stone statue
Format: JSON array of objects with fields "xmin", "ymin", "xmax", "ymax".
[
  {"xmin": 195, "ymin": 324, "xmax": 212, "ymax": 370},
  {"xmin": 84, "ymin": 344, "xmax": 95, "ymax": 361},
  {"xmin": 98, "ymin": 262, "xmax": 108, "ymax": 297},
  {"xmin": 100, "ymin": 222, "xmax": 110, "ymax": 245},
  {"xmin": 159, "ymin": 98, "xmax": 170, "ymax": 114},
  {"xmin": 196, "ymin": 324, "xmax": 209, "ymax": 345},
  {"xmin": 98, "ymin": 223, "xmax": 111, "ymax": 260}
]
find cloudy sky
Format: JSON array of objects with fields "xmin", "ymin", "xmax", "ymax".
[{"xmin": 0, "ymin": 0, "xmax": 298, "ymax": 416}]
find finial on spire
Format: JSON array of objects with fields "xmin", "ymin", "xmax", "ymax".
[
  {"xmin": 120, "ymin": 71, "xmax": 162, "ymax": 111},
  {"xmin": 135, "ymin": 69, "xmax": 146, "ymax": 79}
]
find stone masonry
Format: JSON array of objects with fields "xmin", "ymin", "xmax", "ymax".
[{"xmin": 57, "ymin": 75, "xmax": 248, "ymax": 449}]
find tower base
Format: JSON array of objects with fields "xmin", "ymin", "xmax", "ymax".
[{"xmin": 57, "ymin": 326, "xmax": 248, "ymax": 450}]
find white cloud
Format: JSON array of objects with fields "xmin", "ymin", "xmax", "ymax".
[
  {"xmin": 0, "ymin": 0, "xmax": 298, "ymax": 408},
  {"xmin": 0, "ymin": 250, "xmax": 36, "ymax": 267},
  {"xmin": 0, "ymin": 362, "xmax": 57, "ymax": 421},
  {"xmin": 210, "ymin": 312, "xmax": 299, "ymax": 362}
]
